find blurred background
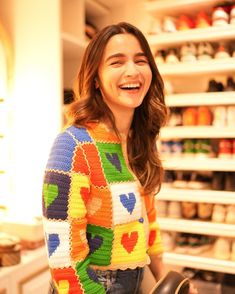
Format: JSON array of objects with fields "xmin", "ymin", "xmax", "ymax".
[{"xmin": 0, "ymin": 0, "xmax": 235, "ymax": 293}]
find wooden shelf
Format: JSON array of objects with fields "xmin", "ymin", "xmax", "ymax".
[
  {"xmin": 163, "ymin": 158, "xmax": 235, "ymax": 171},
  {"xmin": 158, "ymin": 188, "xmax": 235, "ymax": 205},
  {"xmin": 145, "ymin": 0, "xmax": 223, "ymax": 16},
  {"xmin": 165, "ymin": 91, "xmax": 235, "ymax": 107},
  {"xmin": 158, "ymin": 217, "xmax": 235, "ymax": 237},
  {"xmin": 158, "ymin": 58, "xmax": 235, "ymax": 76},
  {"xmin": 163, "ymin": 251, "xmax": 235, "ymax": 274},
  {"xmin": 161, "ymin": 126, "xmax": 235, "ymax": 139},
  {"xmin": 147, "ymin": 25, "xmax": 235, "ymax": 49},
  {"xmin": 61, "ymin": 32, "xmax": 88, "ymax": 60}
]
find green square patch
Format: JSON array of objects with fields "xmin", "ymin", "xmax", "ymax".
[
  {"xmin": 96, "ymin": 142, "xmax": 134, "ymax": 183},
  {"xmin": 86, "ymin": 224, "xmax": 113, "ymax": 266}
]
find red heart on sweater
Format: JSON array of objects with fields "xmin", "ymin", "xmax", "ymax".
[{"xmin": 121, "ymin": 232, "xmax": 138, "ymax": 253}]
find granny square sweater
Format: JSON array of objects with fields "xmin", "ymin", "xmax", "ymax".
[{"xmin": 42, "ymin": 122, "xmax": 163, "ymax": 293}]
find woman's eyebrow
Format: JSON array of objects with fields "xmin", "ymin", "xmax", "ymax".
[{"xmin": 105, "ymin": 52, "xmax": 146, "ymax": 63}]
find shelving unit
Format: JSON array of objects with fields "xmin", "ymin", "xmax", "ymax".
[
  {"xmin": 161, "ymin": 126, "xmax": 235, "ymax": 139},
  {"xmin": 158, "ymin": 188, "xmax": 235, "ymax": 205},
  {"xmin": 158, "ymin": 58, "xmax": 235, "ymax": 76},
  {"xmin": 148, "ymin": 25, "xmax": 235, "ymax": 48},
  {"xmin": 163, "ymin": 252, "xmax": 235, "ymax": 275},
  {"xmin": 146, "ymin": 0, "xmax": 235, "ymax": 277},
  {"xmin": 158, "ymin": 218, "xmax": 235, "ymax": 237},
  {"xmin": 165, "ymin": 91, "xmax": 235, "ymax": 107}
]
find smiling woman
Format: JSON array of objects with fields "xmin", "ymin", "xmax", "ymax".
[{"xmin": 42, "ymin": 22, "xmax": 168, "ymax": 294}]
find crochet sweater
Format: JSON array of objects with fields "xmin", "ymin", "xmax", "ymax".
[{"xmin": 42, "ymin": 122, "xmax": 163, "ymax": 293}]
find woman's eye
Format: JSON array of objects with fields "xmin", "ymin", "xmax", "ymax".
[
  {"xmin": 110, "ymin": 61, "xmax": 122, "ymax": 66},
  {"xmin": 136, "ymin": 59, "xmax": 148, "ymax": 64}
]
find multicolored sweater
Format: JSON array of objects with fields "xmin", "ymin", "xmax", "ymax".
[{"xmin": 42, "ymin": 122, "xmax": 163, "ymax": 293}]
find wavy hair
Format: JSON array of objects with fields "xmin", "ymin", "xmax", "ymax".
[{"xmin": 67, "ymin": 22, "xmax": 167, "ymax": 195}]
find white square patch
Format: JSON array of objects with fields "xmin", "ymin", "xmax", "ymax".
[
  {"xmin": 43, "ymin": 218, "xmax": 71, "ymax": 268},
  {"xmin": 110, "ymin": 182, "xmax": 142, "ymax": 225}
]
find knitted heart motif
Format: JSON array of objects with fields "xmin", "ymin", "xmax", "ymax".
[
  {"xmin": 149, "ymin": 230, "xmax": 156, "ymax": 247},
  {"xmin": 87, "ymin": 197, "xmax": 102, "ymax": 216},
  {"xmin": 105, "ymin": 152, "xmax": 122, "ymax": 172},
  {"xmin": 43, "ymin": 183, "xmax": 58, "ymax": 208},
  {"xmin": 87, "ymin": 233, "xmax": 103, "ymax": 254},
  {"xmin": 119, "ymin": 193, "xmax": 136, "ymax": 214},
  {"xmin": 47, "ymin": 233, "xmax": 60, "ymax": 257},
  {"xmin": 121, "ymin": 232, "xmax": 138, "ymax": 253}
]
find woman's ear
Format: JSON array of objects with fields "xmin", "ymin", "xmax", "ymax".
[{"xmin": 95, "ymin": 79, "xmax": 99, "ymax": 89}]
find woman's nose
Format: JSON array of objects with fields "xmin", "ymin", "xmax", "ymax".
[{"xmin": 125, "ymin": 61, "xmax": 139, "ymax": 76}]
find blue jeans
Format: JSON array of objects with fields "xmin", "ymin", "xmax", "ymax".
[
  {"xmin": 49, "ymin": 267, "xmax": 144, "ymax": 293},
  {"xmin": 96, "ymin": 267, "xmax": 144, "ymax": 294}
]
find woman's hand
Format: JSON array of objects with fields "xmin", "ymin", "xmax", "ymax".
[{"xmin": 189, "ymin": 282, "xmax": 198, "ymax": 294}]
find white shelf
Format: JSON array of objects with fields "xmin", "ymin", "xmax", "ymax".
[
  {"xmin": 158, "ymin": 188, "xmax": 235, "ymax": 205},
  {"xmin": 148, "ymin": 25, "xmax": 235, "ymax": 49},
  {"xmin": 161, "ymin": 126, "xmax": 235, "ymax": 139},
  {"xmin": 145, "ymin": 0, "xmax": 223, "ymax": 16},
  {"xmin": 61, "ymin": 32, "xmax": 88, "ymax": 60},
  {"xmin": 165, "ymin": 91, "xmax": 235, "ymax": 107},
  {"xmin": 158, "ymin": 58, "xmax": 235, "ymax": 76},
  {"xmin": 158, "ymin": 217, "xmax": 235, "ymax": 237},
  {"xmin": 163, "ymin": 158, "xmax": 235, "ymax": 171},
  {"xmin": 163, "ymin": 252, "xmax": 235, "ymax": 274}
]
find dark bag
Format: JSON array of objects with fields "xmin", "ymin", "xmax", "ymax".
[{"xmin": 149, "ymin": 271, "xmax": 190, "ymax": 294}]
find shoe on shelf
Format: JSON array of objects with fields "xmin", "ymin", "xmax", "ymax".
[
  {"xmin": 224, "ymin": 76, "xmax": 235, "ymax": 91},
  {"xmin": 160, "ymin": 140, "xmax": 172, "ymax": 159},
  {"xmin": 162, "ymin": 16, "xmax": 177, "ymax": 33},
  {"xmin": 154, "ymin": 50, "xmax": 165, "ymax": 65},
  {"xmin": 231, "ymin": 239, "xmax": 235, "ymax": 261},
  {"xmin": 194, "ymin": 139, "xmax": 214, "ymax": 159},
  {"xmin": 214, "ymin": 43, "xmax": 230, "ymax": 59},
  {"xmin": 177, "ymin": 15, "xmax": 195, "ymax": 30},
  {"xmin": 195, "ymin": 11, "xmax": 211, "ymax": 28},
  {"xmin": 224, "ymin": 172, "xmax": 235, "ymax": 191},
  {"xmin": 174, "ymin": 233, "xmax": 189, "ymax": 253},
  {"xmin": 157, "ymin": 200, "xmax": 168, "ymax": 217},
  {"xmin": 212, "ymin": 6, "xmax": 229, "ymax": 26},
  {"xmin": 198, "ymin": 203, "xmax": 213, "ymax": 220},
  {"xmin": 165, "ymin": 49, "xmax": 180, "ymax": 64},
  {"xmin": 167, "ymin": 108, "xmax": 182, "ymax": 126},
  {"xmin": 218, "ymin": 139, "xmax": 233, "ymax": 158},
  {"xmin": 182, "ymin": 107, "xmax": 197, "ymax": 125},
  {"xmin": 211, "ymin": 171, "xmax": 225, "ymax": 191},
  {"xmin": 213, "ymin": 237, "xmax": 231, "ymax": 260},
  {"xmin": 181, "ymin": 202, "xmax": 197, "ymax": 219},
  {"xmin": 230, "ymin": 5, "xmax": 235, "ymax": 24},
  {"xmin": 180, "ymin": 43, "xmax": 197, "ymax": 62},
  {"xmin": 183, "ymin": 139, "xmax": 196, "ymax": 158},
  {"xmin": 171, "ymin": 140, "xmax": 184, "ymax": 158},
  {"xmin": 212, "ymin": 204, "xmax": 227, "ymax": 222},
  {"xmin": 162, "ymin": 170, "xmax": 175, "ymax": 188},
  {"xmin": 168, "ymin": 201, "xmax": 182, "ymax": 218},
  {"xmin": 225, "ymin": 205, "xmax": 235, "ymax": 224},
  {"xmin": 187, "ymin": 170, "xmax": 212, "ymax": 189},
  {"xmin": 172, "ymin": 171, "xmax": 189, "ymax": 189},
  {"xmin": 227, "ymin": 106, "xmax": 235, "ymax": 126},
  {"xmin": 206, "ymin": 79, "xmax": 223, "ymax": 92},
  {"xmin": 188, "ymin": 234, "xmax": 212, "ymax": 255},
  {"xmin": 161, "ymin": 231, "xmax": 175, "ymax": 251},
  {"xmin": 197, "ymin": 42, "xmax": 214, "ymax": 61},
  {"xmin": 197, "ymin": 106, "xmax": 213, "ymax": 125},
  {"xmin": 148, "ymin": 18, "xmax": 162, "ymax": 35},
  {"xmin": 212, "ymin": 106, "xmax": 227, "ymax": 126}
]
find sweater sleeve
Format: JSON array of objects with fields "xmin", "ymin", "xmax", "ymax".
[
  {"xmin": 144, "ymin": 195, "xmax": 164, "ymax": 256},
  {"xmin": 42, "ymin": 129, "xmax": 105, "ymax": 294}
]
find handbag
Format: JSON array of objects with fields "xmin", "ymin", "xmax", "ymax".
[{"xmin": 149, "ymin": 271, "xmax": 190, "ymax": 294}]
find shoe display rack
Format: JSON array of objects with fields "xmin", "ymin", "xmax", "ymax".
[{"xmin": 145, "ymin": 0, "xmax": 235, "ymax": 275}]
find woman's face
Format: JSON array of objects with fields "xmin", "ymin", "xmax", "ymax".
[{"xmin": 97, "ymin": 33, "xmax": 152, "ymax": 117}]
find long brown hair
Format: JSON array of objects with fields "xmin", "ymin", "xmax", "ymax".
[{"xmin": 67, "ymin": 22, "xmax": 167, "ymax": 195}]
